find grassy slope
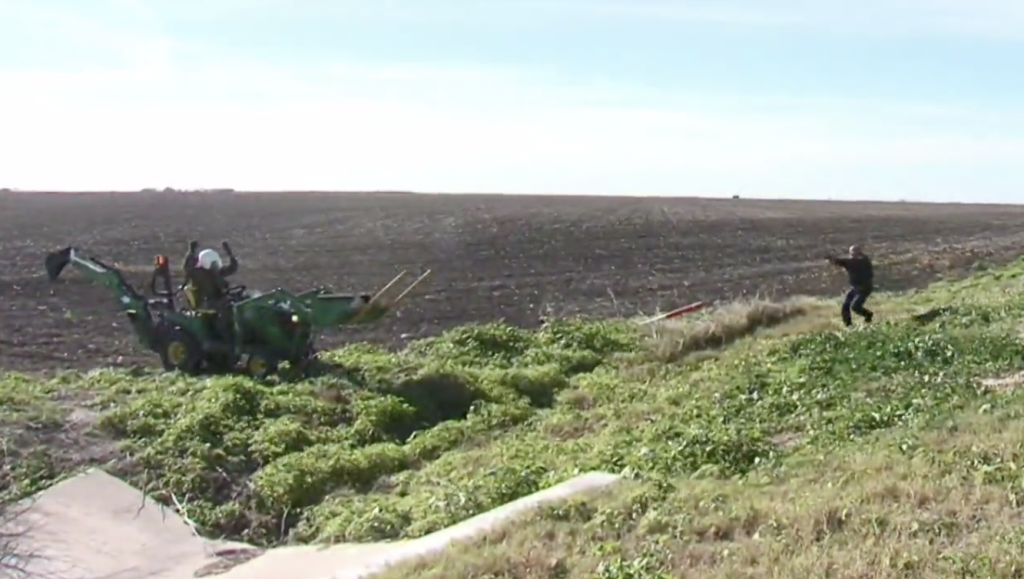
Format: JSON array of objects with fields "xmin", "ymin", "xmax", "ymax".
[
  {"xmin": 382, "ymin": 263, "xmax": 1024, "ymax": 578},
  {"xmin": 2, "ymin": 260, "xmax": 1024, "ymax": 577}
]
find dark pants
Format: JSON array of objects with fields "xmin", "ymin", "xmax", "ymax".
[
  {"xmin": 215, "ymin": 306, "xmax": 235, "ymax": 344},
  {"xmin": 200, "ymin": 296, "xmax": 235, "ymax": 344},
  {"xmin": 842, "ymin": 285, "xmax": 873, "ymax": 326}
]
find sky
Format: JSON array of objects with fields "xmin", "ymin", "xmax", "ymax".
[{"xmin": 1, "ymin": 0, "xmax": 1023, "ymax": 202}]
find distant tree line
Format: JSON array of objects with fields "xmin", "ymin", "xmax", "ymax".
[{"xmin": 139, "ymin": 188, "xmax": 235, "ymax": 194}]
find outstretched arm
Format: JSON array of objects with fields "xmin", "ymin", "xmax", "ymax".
[{"xmin": 828, "ymin": 255, "xmax": 850, "ymax": 268}]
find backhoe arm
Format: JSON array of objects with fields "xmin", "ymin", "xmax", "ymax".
[{"xmin": 45, "ymin": 246, "xmax": 159, "ymax": 349}]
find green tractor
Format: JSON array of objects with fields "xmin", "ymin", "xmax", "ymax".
[{"xmin": 44, "ymin": 245, "xmax": 430, "ymax": 378}]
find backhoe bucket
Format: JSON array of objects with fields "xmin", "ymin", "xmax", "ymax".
[{"xmin": 45, "ymin": 247, "xmax": 73, "ymax": 281}]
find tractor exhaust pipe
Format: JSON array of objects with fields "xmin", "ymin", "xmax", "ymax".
[{"xmin": 45, "ymin": 247, "xmax": 73, "ymax": 281}]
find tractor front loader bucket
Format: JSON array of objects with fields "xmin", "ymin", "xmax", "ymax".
[
  {"xmin": 297, "ymin": 270, "xmax": 432, "ymax": 328},
  {"xmin": 45, "ymin": 246, "xmax": 74, "ymax": 281}
]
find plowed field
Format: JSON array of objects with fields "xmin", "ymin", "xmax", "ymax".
[{"xmin": 2, "ymin": 191, "xmax": 1022, "ymax": 373}]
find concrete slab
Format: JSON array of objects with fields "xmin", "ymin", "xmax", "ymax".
[
  {"xmin": 5, "ymin": 469, "xmax": 259, "ymax": 579},
  {"xmin": 5, "ymin": 469, "xmax": 621, "ymax": 579}
]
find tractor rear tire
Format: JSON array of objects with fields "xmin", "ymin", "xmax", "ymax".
[
  {"xmin": 158, "ymin": 325, "xmax": 203, "ymax": 375},
  {"xmin": 244, "ymin": 353, "xmax": 279, "ymax": 380}
]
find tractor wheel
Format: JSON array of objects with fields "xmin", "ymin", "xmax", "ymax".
[
  {"xmin": 158, "ymin": 326, "xmax": 203, "ymax": 375},
  {"xmin": 244, "ymin": 353, "xmax": 279, "ymax": 380}
]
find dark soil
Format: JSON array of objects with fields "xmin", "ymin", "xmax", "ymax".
[{"xmin": 2, "ymin": 190, "xmax": 1023, "ymax": 373}]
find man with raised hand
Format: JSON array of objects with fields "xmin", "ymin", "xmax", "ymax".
[{"xmin": 828, "ymin": 244, "xmax": 874, "ymax": 327}]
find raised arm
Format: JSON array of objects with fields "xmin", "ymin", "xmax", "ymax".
[
  {"xmin": 182, "ymin": 240, "xmax": 199, "ymax": 274},
  {"xmin": 220, "ymin": 241, "xmax": 239, "ymax": 277}
]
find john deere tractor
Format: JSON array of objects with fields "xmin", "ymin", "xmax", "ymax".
[{"xmin": 44, "ymin": 245, "xmax": 430, "ymax": 378}]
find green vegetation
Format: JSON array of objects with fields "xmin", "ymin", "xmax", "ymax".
[{"xmin": 3, "ymin": 259, "xmax": 1024, "ymax": 577}]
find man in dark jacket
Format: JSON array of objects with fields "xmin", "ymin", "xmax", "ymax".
[
  {"xmin": 182, "ymin": 240, "xmax": 240, "ymax": 342},
  {"xmin": 828, "ymin": 244, "xmax": 874, "ymax": 326}
]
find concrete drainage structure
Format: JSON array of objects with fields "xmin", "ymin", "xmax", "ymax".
[{"xmin": 5, "ymin": 469, "xmax": 623, "ymax": 579}]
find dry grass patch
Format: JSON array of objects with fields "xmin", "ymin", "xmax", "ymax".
[
  {"xmin": 644, "ymin": 296, "xmax": 826, "ymax": 363},
  {"xmin": 978, "ymin": 371, "xmax": 1024, "ymax": 392}
]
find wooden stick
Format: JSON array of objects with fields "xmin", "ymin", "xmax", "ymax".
[
  {"xmin": 637, "ymin": 301, "xmax": 706, "ymax": 325},
  {"xmin": 389, "ymin": 270, "xmax": 432, "ymax": 308}
]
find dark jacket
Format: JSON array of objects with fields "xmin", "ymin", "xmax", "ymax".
[
  {"xmin": 831, "ymin": 254, "xmax": 873, "ymax": 288},
  {"xmin": 182, "ymin": 254, "xmax": 238, "ymax": 309}
]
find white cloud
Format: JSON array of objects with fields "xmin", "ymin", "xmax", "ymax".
[
  {"xmin": 1, "ymin": 0, "xmax": 1023, "ymax": 200},
  {"xmin": 518, "ymin": 0, "xmax": 1024, "ymax": 39},
  {"xmin": 3, "ymin": 60, "xmax": 1024, "ymax": 195}
]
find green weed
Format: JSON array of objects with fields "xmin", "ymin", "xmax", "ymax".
[{"xmin": 2, "ymin": 258, "xmax": 1024, "ymax": 578}]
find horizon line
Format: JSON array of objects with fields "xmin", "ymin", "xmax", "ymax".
[{"xmin": 1, "ymin": 188, "xmax": 1020, "ymax": 206}]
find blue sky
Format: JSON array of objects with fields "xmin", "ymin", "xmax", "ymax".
[{"xmin": 1, "ymin": 0, "xmax": 1023, "ymax": 202}]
